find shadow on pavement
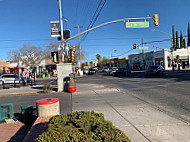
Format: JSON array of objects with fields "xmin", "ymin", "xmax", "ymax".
[
  {"xmin": 8, "ymin": 125, "xmax": 31, "ymax": 142},
  {"xmin": 22, "ymin": 122, "xmax": 49, "ymax": 142}
]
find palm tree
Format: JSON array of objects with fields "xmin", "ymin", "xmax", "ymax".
[{"xmin": 96, "ymin": 54, "xmax": 101, "ymax": 62}]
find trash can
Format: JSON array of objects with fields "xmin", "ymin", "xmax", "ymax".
[
  {"xmin": 36, "ymin": 98, "xmax": 59, "ymax": 117},
  {"xmin": 20, "ymin": 105, "xmax": 33, "ymax": 124}
]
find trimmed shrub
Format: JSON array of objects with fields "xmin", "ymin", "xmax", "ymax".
[
  {"xmin": 35, "ymin": 111, "xmax": 131, "ymax": 142},
  {"xmin": 43, "ymin": 84, "xmax": 52, "ymax": 93}
]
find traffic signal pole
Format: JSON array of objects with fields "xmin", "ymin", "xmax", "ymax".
[
  {"xmin": 57, "ymin": 0, "xmax": 65, "ymax": 62},
  {"xmin": 65, "ymin": 16, "xmax": 155, "ymax": 43},
  {"xmin": 142, "ymin": 39, "xmax": 146, "ymax": 70}
]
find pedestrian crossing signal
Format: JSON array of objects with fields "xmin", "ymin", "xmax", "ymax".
[{"xmin": 51, "ymin": 51, "xmax": 59, "ymax": 63}]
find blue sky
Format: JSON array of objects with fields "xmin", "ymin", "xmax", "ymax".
[{"xmin": 0, "ymin": 0, "xmax": 190, "ymax": 61}]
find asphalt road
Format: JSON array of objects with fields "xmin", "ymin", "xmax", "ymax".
[
  {"xmin": 0, "ymin": 93, "xmax": 71, "ymax": 115},
  {"xmin": 76, "ymin": 70, "xmax": 190, "ymax": 123}
]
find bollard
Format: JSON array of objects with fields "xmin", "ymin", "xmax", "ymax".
[{"xmin": 36, "ymin": 98, "xmax": 59, "ymax": 117}]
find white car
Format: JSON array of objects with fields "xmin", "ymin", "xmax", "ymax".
[
  {"xmin": 107, "ymin": 67, "xmax": 118, "ymax": 75},
  {"xmin": 0, "ymin": 74, "xmax": 21, "ymax": 84}
]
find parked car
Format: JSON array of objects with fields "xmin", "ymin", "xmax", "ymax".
[
  {"xmin": 0, "ymin": 74, "xmax": 31, "ymax": 85},
  {"xmin": 83, "ymin": 68, "xmax": 89, "ymax": 74},
  {"xmin": 0, "ymin": 74, "xmax": 21, "ymax": 84},
  {"xmin": 113, "ymin": 68, "xmax": 131, "ymax": 76},
  {"xmin": 107, "ymin": 67, "xmax": 118, "ymax": 75},
  {"xmin": 145, "ymin": 65, "xmax": 164, "ymax": 75},
  {"xmin": 92, "ymin": 66, "xmax": 98, "ymax": 71},
  {"xmin": 88, "ymin": 68, "xmax": 96, "ymax": 75},
  {"xmin": 102, "ymin": 67, "xmax": 109, "ymax": 73}
]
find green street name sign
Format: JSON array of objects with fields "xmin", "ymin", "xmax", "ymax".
[
  {"xmin": 138, "ymin": 46, "xmax": 149, "ymax": 50},
  {"xmin": 125, "ymin": 22, "xmax": 149, "ymax": 28}
]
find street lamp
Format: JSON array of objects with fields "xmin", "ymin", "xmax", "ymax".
[
  {"xmin": 151, "ymin": 29, "xmax": 174, "ymax": 70},
  {"xmin": 111, "ymin": 50, "xmax": 117, "ymax": 58},
  {"xmin": 64, "ymin": 19, "xmax": 68, "ymax": 30}
]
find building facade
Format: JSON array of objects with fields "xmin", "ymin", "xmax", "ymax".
[
  {"xmin": 128, "ymin": 47, "xmax": 190, "ymax": 70},
  {"xmin": 0, "ymin": 60, "xmax": 10, "ymax": 75},
  {"xmin": 109, "ymin": 57, "xmax": 129, "ymax": 68}
]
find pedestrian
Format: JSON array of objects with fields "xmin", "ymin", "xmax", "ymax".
[{"xmin": 178, "ymin": 63, "xmax": 181, "ymax": 70}]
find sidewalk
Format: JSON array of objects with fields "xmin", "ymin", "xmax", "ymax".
[
  {"xmin": 1, "ymin": 79, "xmax": 190, "ymax": 142},
  {"xmin": 72, "ymin": 83, "xmax": 190, "ymax": 142}
]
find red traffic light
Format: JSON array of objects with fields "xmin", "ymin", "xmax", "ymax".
[{"xmin": 133, "ymin": 43, "xmax": 136, "ymax": 49}]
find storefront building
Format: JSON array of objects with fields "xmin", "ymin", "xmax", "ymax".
[
  {"xmin": 109, "ymin": 57, "xmax": 129, "ymax": 68},
  {"xmin": 128, "ymin": 47, "xmax": 190, "ymax": 70}
]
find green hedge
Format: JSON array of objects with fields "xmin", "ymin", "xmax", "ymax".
[{"xmin": 35, "ymin": 111, "xmax": 131, "ymax": 142}]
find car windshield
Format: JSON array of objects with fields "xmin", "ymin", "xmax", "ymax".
[{"xmin": 112, "ymin": 68, "xmax": 117, "ymax": 71}]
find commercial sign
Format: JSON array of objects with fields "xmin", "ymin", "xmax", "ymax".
[
  {"xmin": 50, "ymin": 21, "xmax": 60, "ymax": 37},
  {"xmin": 125, "ymin": 22, "xmax": 149, "ymax": 28}
]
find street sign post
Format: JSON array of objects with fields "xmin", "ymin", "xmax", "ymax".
[
  {"xmin": 138, "ymin": 46, "xmax": 149, "ymax": 50},
  {"xmin": 125, "ymin": 22, "xmax": 149, "ymax": 28}
]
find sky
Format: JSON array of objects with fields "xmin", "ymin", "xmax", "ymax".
[{"xmin": 0, "ymin": 0, "xmax": 190, "ymax": 62}]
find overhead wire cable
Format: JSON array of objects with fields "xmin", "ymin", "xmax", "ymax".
[
  {"xmin": 81, "ymin": 0, "xmax": 107, "ymax": 42},
  {"xmin": 81, "ymin": 0, "xmax": 105, "ymax": 41}
]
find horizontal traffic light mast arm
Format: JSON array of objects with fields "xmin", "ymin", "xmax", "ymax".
[
  {"xmin": 146, "ymin": 44, "xmax": 171, "ymax": 52},
  {"xmin": 65, "ymin": 16, "xmax": 153, "ymax": 42}
]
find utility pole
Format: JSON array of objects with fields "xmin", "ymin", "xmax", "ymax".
[
  {"xmin": 74, "ymin": 26, "xmax": 83, "ymax": 68},
  {"xmin": 142, "ymin": 39, "xmax": 146, "ymax": 70}
]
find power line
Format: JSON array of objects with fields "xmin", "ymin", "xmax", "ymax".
[
  {"xmin": 82, "ymin": 36, "xmax": 171, "ymax": 41},
  {"xmin": 115, "ymin": 49, "xmax": 134, "ymax": 57},
  {"xmin": 83, "ymin": 0, "xmax": 103, "ymax": 32},
  {"xmin": 81, "ymin": 0, "xmax": 107, "ymax": 42},
  {"xmin": 0, "ymin": 39, "xmax": 52, "ymax": 42}
]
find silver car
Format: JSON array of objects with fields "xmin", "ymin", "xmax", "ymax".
[
  {"xmin": 107, "ymin": 67, "xmax": 118, "ymax": 75},
  {"xmin": 0, "ymin": 74, "xmax": 21, "ymax": 84},
  {"xmin": 145, "ymin": 65, "xmax": 164, "ymax": 75}
]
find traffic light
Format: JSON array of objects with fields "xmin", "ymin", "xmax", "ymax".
[
  {"xmin": 70, "ymin": 46, "xmax": 75, "ymax": 62},
  {"xmin": 57, "ymin": 30, "xmax": 70, "ymax": 41},
  {"xmin": 71, "ymin": 51, "xmax": 75, "ymax": 61},
  {"xmin": 153, "ymin": 14, "xmax": 159, "ymax": 26},
  {"xmin": 133, "ymin": 43, "xmax": 136, "ymax": 49},
  {"xmin": 72, "ymin": 45, "xmax": 75, "ymax": 52}
]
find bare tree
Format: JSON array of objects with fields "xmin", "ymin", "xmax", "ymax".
[
  {"xmin": 8, "ymin": 43, "xmax": 46, "ymax": 69},
  {"xmin": 74, "ymin": 45, "xmax": 87, "ymax": 61},
  {"xmin": 44, "ymin": 40, "xmax": 60, "ymax": 58}
]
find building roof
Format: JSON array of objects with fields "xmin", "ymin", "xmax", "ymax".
[{"xmin": 0, "ymin": 60, "xmax": 10, "ymax": 67}]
